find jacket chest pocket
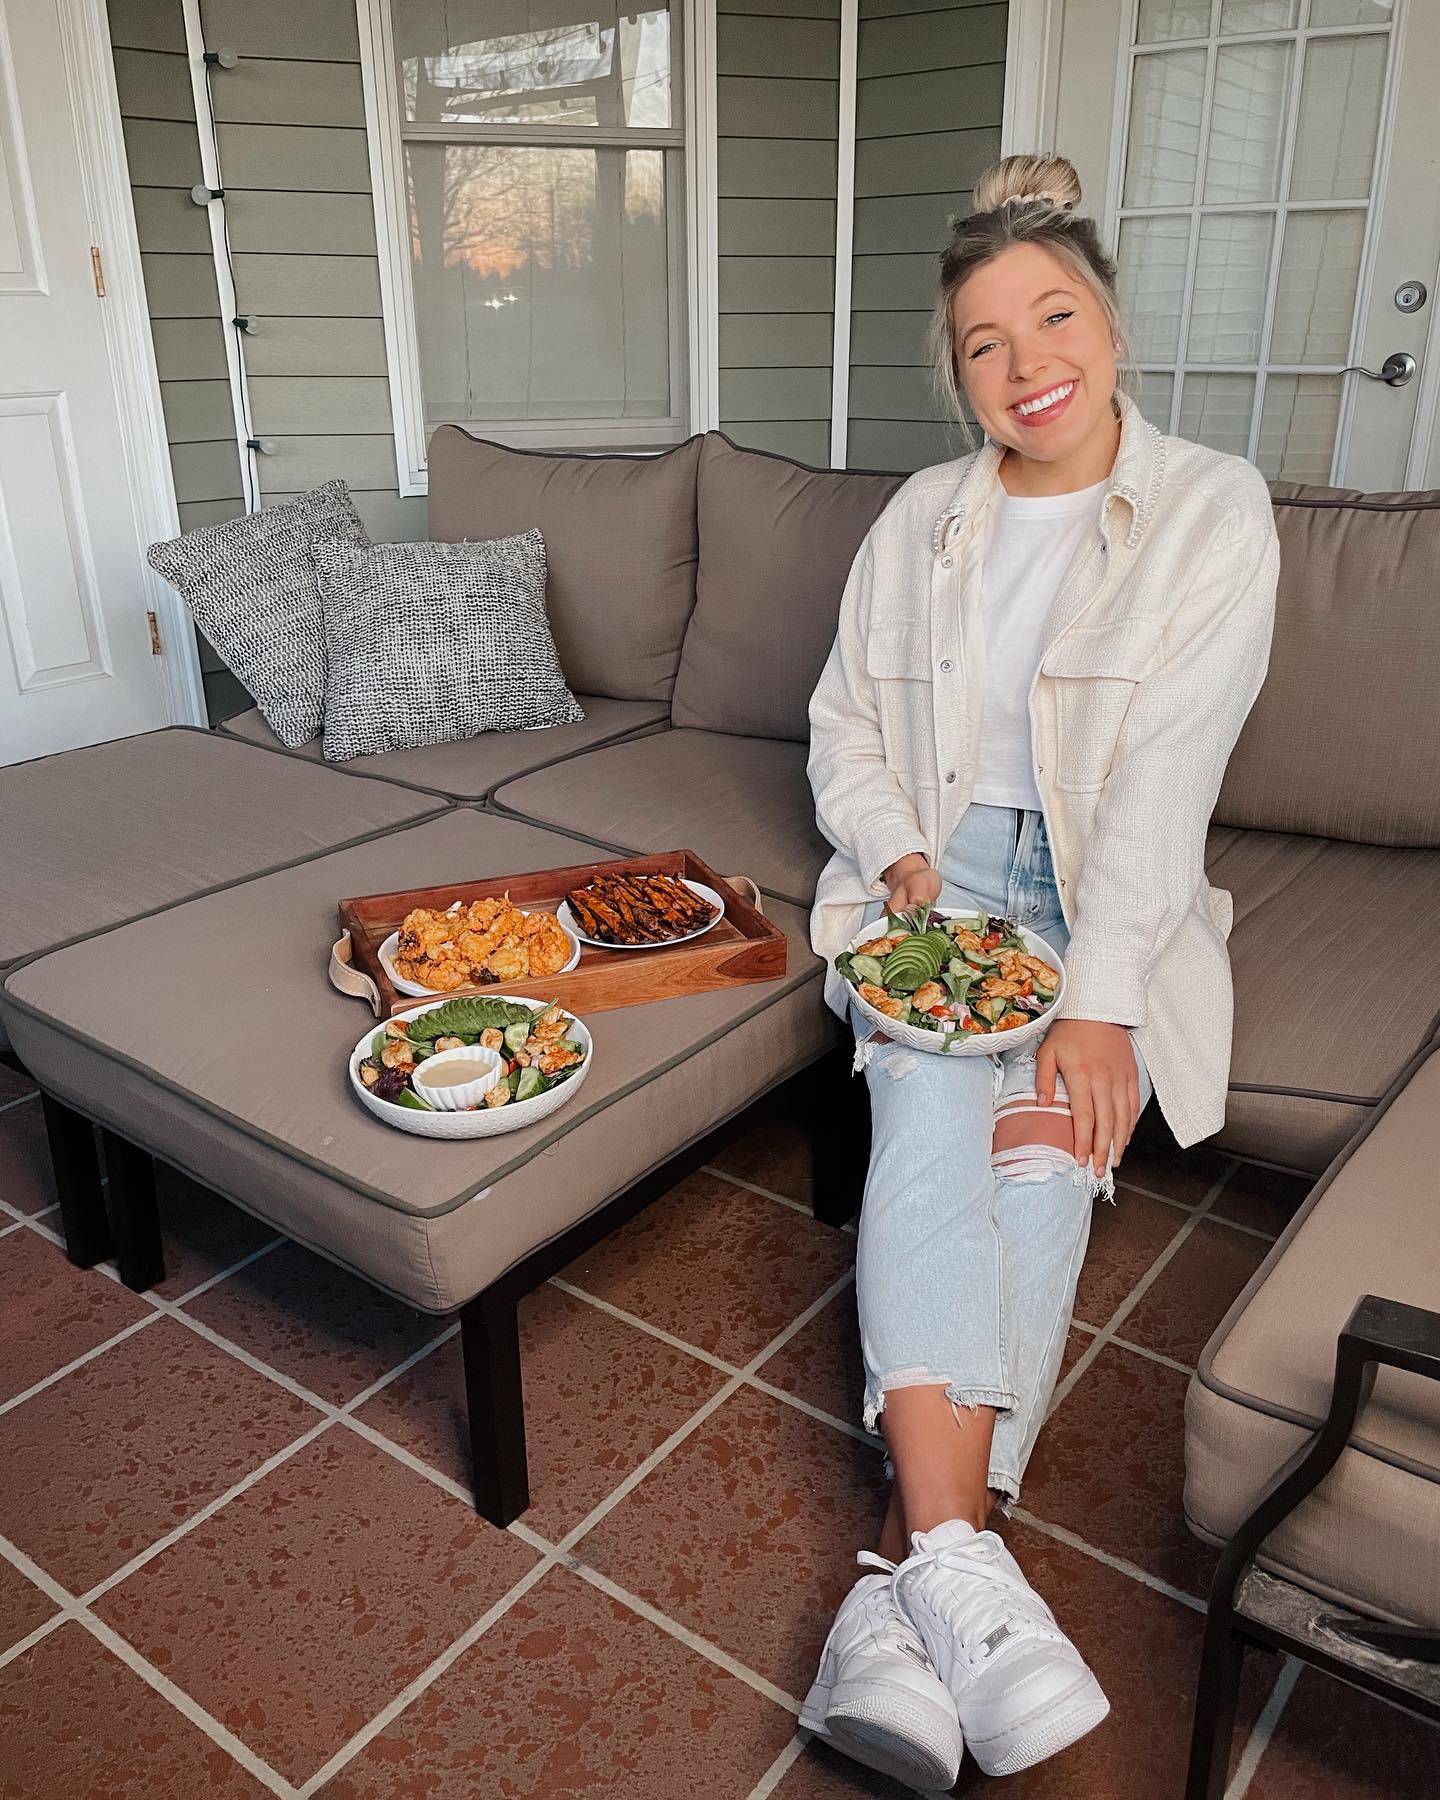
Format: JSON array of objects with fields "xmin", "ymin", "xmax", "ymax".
[
  {"xmin": 865, "ymin": 621, "xmax": 934, "ymax": 780},
  {"xmin": 1039, "ymin": 616, "xmax": 1165, "ymax": 794}
]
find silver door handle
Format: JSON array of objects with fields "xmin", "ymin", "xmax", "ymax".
[{"xmin": 1341, "ymin": 351, "xmax": 1417, "ymax": 387}]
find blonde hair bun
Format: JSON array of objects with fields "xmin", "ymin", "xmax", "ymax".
[{"xmin": 973, "ymin": 154, "xmax": 1082, "ymax": 215}]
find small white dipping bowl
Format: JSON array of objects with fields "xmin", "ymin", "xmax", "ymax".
[{"xmin": 411, "ymin": 1045, "xmax": 504, "ymax": 1112}]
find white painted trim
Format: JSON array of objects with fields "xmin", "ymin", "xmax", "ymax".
[
  {"xmin": 180, "ymin": 0, "xmax": 260, "ymax": 516},
  {"xmin": 1002, "ymin": 0, "xmax": 1064, "ymax": 155},
  {"xmin": 829, "ymin": 0, "xmax": 857, "ymax": 470},
  {"xmin": 357, "ymin": 0, "xmax": 428, "ymax": 495},
  {"xmin": 58, "ymin": 0, "xmax": 205, "ymax": 727},
  {"xmin": 684, "ymin": 0, "xmax": 720, "ymax": 433},
  {"xmin": 358, "ymin": 0, "xmax": 717, "ymax": 485}
]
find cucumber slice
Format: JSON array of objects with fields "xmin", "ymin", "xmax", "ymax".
[
  {"xmin": 515, "ymin": 1066, "xmax": 551, "ymax": 1103},
  {"xmin": 849, "ymin": 953, "xmax": 885, "ymax": 986},
  {"xmin": 503, "ymin": 1020, "xmax": 531, "ymax": 1056}
]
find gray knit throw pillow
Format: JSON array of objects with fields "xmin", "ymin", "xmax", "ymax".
[
  {"xmin": 316, "ymin": 530, "xmax": 584, "ymax": 762},
  {"xmin": 146, "ymin": 481, "xmax": 368, "ymax": 747}
]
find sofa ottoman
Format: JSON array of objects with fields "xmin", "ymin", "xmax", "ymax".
[
  {"xmin": 0, "ymin": 727, "xmax": 444, "ymax": 1051},
  {"xmin": 219, "ymin": 697, "xmax": 671, "ymax": 801},
  {"xmin": 2, "ymin": 808, "xmax": 834, "ymax": 1522},
  {"xmin": 1185, "ymin": 1042, "xmax": 1440, "ymax": 1628}
]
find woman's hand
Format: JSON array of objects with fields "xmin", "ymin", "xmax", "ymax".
[
  {"xmin": 883, "ymin": 852, "xmax": 942, "ymax": 916},
  {"xmin": 1037, "ymin": 1019, "xmax": 1141, "ymax": 1178}
]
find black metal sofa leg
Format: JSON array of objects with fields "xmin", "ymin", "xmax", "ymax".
[
  {"xmin": 461, "ymin": 1288, "xmax": 529, "ymax": 1526},
  {"xmin": 99, "ymin": 1129, "xmax": 165, "ymax": 1292},
  {"xmin": 1185, "ymin": 1607, "xmax": 1248, "ymax": 1800},
  {"xmin": 808, "ymin": 1044, "xmax": 869, "ymax": 1229},
  {"xmin": 41, "ymin": 1095, "xmax": 109, "ymax": 1269}
]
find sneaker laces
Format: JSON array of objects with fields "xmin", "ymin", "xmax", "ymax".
[
  {"xmin": 852, "ymin": 1552, "xmax": 932, "ymax": 1664},
  {"xmin": 896, "ymin": 1534, "xmax": 1065, "ymax": 1668}
]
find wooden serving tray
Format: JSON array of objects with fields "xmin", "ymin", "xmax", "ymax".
[{"xmin": 337, "ymin": 849, "xmax": 788, "ymax": 1018}]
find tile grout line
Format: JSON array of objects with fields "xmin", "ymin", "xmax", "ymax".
[
  {"xmin": 1129, "ymin": 1177, "xmax": 1278, "ymax": 1242},
  {"xmin": 1045, "ymin": 1158, "xmax": 1239, "ymax": 1421},
  {"xmin": 700, "ymin": 1163, "xmax": 814, "ymax": 1217},
  {"xmin": 747, "ymin": 1728, "xmax": 812, "ymax": 1800},
  {"xmin": 0, "ymin": 1527, "xmax": 299, "ymax": 1798},
  {"xmin": 1006, "ymin": 1505, "xmax": 1207, "ymax": 1615},
  {"xmin": 1223, "ymin": 1653, "xmax": 1303, "ymax": 1800},
  {"xmin": 0, "ymin": 1311, "xmax": 164, "ymax": 1419}
]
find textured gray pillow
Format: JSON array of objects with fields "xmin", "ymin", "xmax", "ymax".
[
  {"xmin": 146, "ymin": 481, "xmax": 368, "ymax": 748},
  {"xmin": 316, "ymin": 530, "xmax": 584, "ymax": 762}
]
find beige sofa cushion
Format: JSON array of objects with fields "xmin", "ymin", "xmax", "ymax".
[
  {"xmin": 220, "ymin": 698, "xmax": 670, "ymax": 801},
  {"xmin": 426, "ymin": 428, "xmax": 702, "ymax": 705},
  {"xmin": 2, "ymin": 812, "xmax": 831, "ymax": 1314},
  {"xmin": 1186, "ymin": 1045, "xmax": 1440, "ymax": 1627},
  {"xmin": 1215, "ymin": 484, "xmax": 1440, "ymax": 847},
  {"xmin": 671, "ymin": 434, "xmax": 904, "ymax": 741},
  {"xmin": 0, "ymin": 727, "xmax": 440, "ymax": 978},
  {"xmin": 1205, "ymin": 825, "xmax": 1440, "ymax": 1173},
  {"xmin": 491, "ymin": 728, "xmax": 829, "ymax": 908}
]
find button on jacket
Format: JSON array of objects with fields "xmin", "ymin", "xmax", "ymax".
[{"xmin": 807, "ymin": 395, "xmax": 1280, "ymax": 1148}]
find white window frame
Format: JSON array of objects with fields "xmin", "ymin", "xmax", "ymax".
[
  {"xmin": 1105, "ymin": 0, "xmax": 1401, "ymax": 480},
  {"xmin": 357, "ymin": 0, "xmax": 717, "ymax": 495}
]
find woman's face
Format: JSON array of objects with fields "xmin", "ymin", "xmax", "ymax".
[{"xmin": 950, "ymin": 243, "xmax": 1118, "ymax": 467}]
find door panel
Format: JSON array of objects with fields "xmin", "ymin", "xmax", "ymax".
[{"xmin": 0, "ymin": 0, "xmax": 170, "ymax": 762}]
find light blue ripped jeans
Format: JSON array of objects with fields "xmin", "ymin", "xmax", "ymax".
[{"xmin": 851, "ymin": 802, "xmax": 1152, "ymax": 1503}]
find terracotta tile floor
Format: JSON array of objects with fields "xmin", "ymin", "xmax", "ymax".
[{"xmin": 1, "ymin": 1075, "xmax": 1435, "ymax": 1800}]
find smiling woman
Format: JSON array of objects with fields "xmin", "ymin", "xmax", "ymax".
[{"xmin": 801, "ymin": 152, "xmax": 1281, "ymax": 1788}]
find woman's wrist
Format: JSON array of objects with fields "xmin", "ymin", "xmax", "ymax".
[{"xmin": 882, "ymin": 850, "xmax": 931, "ymax": 887}]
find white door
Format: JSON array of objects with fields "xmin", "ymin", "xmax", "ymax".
[
  {"xmin": 1050, "ymin": 0, "xmax": 1440, "ymax": 490},
  {"xmin": 0, "ymin": 0, "xmax": 174, "ymax": 764}
]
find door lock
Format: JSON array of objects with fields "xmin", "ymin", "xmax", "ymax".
[
  {"xmin": 1340, "ymin": 351, "xmax": 1417, "ymax": 388},
  {"xmin": 1395, "ymin": 281, "xmax": 1428, "ymax": 314}
]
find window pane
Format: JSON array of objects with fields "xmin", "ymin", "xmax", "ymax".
[
  {"xmin": 405, "ymin": 143, "xmax": 672, "ymax": 424},
  {"xmin": 1290, "ymin": 34, "xmax": 1386, "ymax": 200},
  {"xmin": 1187, "ymin": 213, "xmax": 1272, "ymax": 362},
  {"xmin": 1124, "ymin": 50, "xmax": 1207, "ymax": 205},
  {"xmin": 1218, "ymin": 1, "xmax": 1297, "ymax": 27},
  {"xmin": 1309, "ymin": 1, "xmax": 1392, "ymax": 24},
  {"xmin": 1204, "ymin": 40, "xmax": 1291, "ymax": 202},
  {"xmin": 1270, "ymin": 210, "xmax": 1365, "ymax": 363},
  {"xmin": 1257, "ymin": 374, "xmax": 1340, "ymax": 481},
  {"xmin": 1180, "ymin": 373, "xmax": 1254, "ymax": 456},
  {"xmin": 1135, "ymin": 370, "xmax": 1176, "ymax": 431},
  {"xmin": 396, "ymin": 0, "xmax": 672, "ymax": 129},
  {"xmin": 1136, "ymin": 1, "xmax": 1210, "ymax": 41},
  {"xmin": 1118, "ymin": 216, "xmax": 1191, "ymax": 361}
]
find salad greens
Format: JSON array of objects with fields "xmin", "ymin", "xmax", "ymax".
[
  {"xmin": 836, "ymin": 905, "xmax": 1060, "ymax": 1047},
  {"xmin": 358, "ymin": 997, "xmax": 586, "ymax": 1112}
]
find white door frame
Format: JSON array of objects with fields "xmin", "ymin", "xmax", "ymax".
[
  {"xmin": 51, "ymin": 0, "xmax": 206, "ymax": 728},
  {"xmin": 1003, "ymin": 0, "xmax": 1064, "ymax": 155}
]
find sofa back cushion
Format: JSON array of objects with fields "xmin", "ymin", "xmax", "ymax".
[
  {"xmin": 671, "ymin": 433, "xmax": 905, "ymax": 741},
  {"xmin": 1214, "ymin": 482, "xmax": 1440, "ymax": 846},
  {"xmin": 426, "ymin": 428, "xmax": 702, "ymax": 704}
]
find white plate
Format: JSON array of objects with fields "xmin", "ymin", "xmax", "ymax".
[
  {"xmin": 349, "ymin": 996, "xmax": 592, "ymax": 1139},
  {"xmin": 558, "ymin": 878, "xmax": 724, "ymax": 951},
  {"xmin": 844, "ymin": 909, "xmax": 1066, "ymax": 1058},
  {"xmin": 378, "ymin": 910, "xmax": 582, "ymax": 998}
]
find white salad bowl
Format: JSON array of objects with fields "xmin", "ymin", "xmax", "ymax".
[
  {"xmin": 349, "ymin": 997, "xmax": 593, "ymax": 1139},
  {"xmin": 410, "ymin": 1045, "xmax": 504, "ymax": 1111},
  {"xmin": 844, "ymin": 908, "xmax": 1066, "ymax": 1059}
]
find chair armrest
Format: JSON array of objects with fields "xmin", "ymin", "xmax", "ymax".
[{"xmin": 1341, "ymin": 1294, "xmax": 1440, "ymax": 1383}]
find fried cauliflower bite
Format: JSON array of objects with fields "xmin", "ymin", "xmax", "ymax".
[
  {"xmin": 392, "ymin": 898, "xmax": 572, "ymax": 990},
  {"xmin": 483, "ymin": 944, "xmax": 529, "ymax": 983}
]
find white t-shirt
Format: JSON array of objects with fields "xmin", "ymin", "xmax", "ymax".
[{"xmin": 971, "ymin": 477, "xmax": 1108, "ymax": 813}]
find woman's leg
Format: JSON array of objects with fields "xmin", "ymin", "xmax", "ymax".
[{"xmin": 855, "ymin": 1035, "xmax": 1016, "ymax": 1537}]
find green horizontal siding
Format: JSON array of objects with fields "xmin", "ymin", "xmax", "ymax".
[
  {"xmin": 247, "ymin": 377, "xmax": 392, "ymax": 436},
  {"xmin": 718, "ymin": 136, "xmax": 837, "ymax": 199},
  {"xmin": 170, "ymin": 440, "xmax": 247, "ymax": 505},
  {"xmin": 112, "ymin": 46, "xmax": 191, "ymax": 120},
  {"xmin": 719, "ymin": 256, "xmax": 835, "ymax": 313},
  {"xmin": 159, "ymin": 378, "xmax": 235, "ymax": 442},
  {"xmin": 129, "ymin": 185, "xmax": 211, "ymax": 253},
  {"xmin": 719, "ymin": 0, "xmax": 840, "ymax": 17},
  {"xmin": 109, "ymin": 0, "xmax": 185, "ymax": 53},
  {"xmin": 719, "ymin": 313, "xmax": 834, "ymax": 368},
  {"xmin": 719, "ymin": 421, "xmax": 831, "ymax": 463},
  {"xmin": 849, "ymin": 0, "xmax": 1005, "ymax": 472},
  {"xmin": 719, "ymin": 197, "xmax": 837, "ymax": 257},
  {"xmin": 223, "ymin": 189, "xmax": 377, "ymax": 255},
  {"xmin": 232, "ymin": 253, "xmax": 382, "ymax": 317},
  {"xmin": 260, "ymin": 434, "xmax": 398, "ymax": 494},
  {"xmin": 151, "ymin": 317, "xmax": 229, "ymax": 381},
  {"xmin": 241, "ymin": 318, "xmax": 389, "ymax": 379},
  {"xmin": 717, "ymin": 15, "xmax": 841, "ymax": 76},
  {"xmin": 720, "ymin": 367, "xmax": 832, "ymax": 422},
  {"xmin": 200, "ymin": 0, "xmax": 361, "ymax": 61},
  {"xmin": 215, "ymin": 123, "xmax": 371, "ymax": 192},
  {"xmin": 717, "ymin": 76, "xmax": 840, "ymax": 140},
  {"xmin": 208, "ymin": 58, "xmax": 365, "ymax": 129}
]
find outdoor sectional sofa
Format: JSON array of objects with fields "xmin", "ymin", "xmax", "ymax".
[{"xmin": 3, "ymin": 433, "xmax": 1439, "ymax": 1785}]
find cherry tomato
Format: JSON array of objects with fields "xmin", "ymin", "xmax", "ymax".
[
  {"xmin": 981, "ymin": 931, "xmax": 1003, "ymax": 950},
  {"xmin": 928, "ymin": 1005, "xmax": 949, "ymax": 1018}
]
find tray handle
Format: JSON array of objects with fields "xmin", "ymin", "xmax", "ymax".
[
  {"xmin": 330, "ymin": 929, "xmax": 382, "ymax": 1016},
  {"xmin": 722, "ymin": 873, "xmax": 763, "ymax": 915}
]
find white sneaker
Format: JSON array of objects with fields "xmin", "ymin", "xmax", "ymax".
[
  {"xmin": 800, "ymin": 1553, "xmax": 964, "ymax": 1792},
  {"xmin": 892, "ymin": 1519, "xmax": 1110, "ymax": 1777}
]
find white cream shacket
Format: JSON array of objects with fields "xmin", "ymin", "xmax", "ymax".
[{"xmin": 807, "ymin": 397, "xmax": 1280, "ymax": 1148}]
